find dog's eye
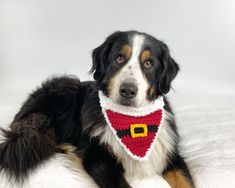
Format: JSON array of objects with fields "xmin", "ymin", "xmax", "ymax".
[
  {"xmin": 143, "ymin": 60, "xmax": 152, "ymax": 68},
  {"xmin": 115, "ymin": 55, "xmax": 125, "ymax": 64}
]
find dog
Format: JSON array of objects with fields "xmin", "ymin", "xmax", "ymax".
[{"xmin": 0, "ymin": 30, "xmax": 194, "ymax": 188}]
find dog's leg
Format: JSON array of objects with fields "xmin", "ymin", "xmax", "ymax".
[
  {"xmin": 163, "ymin": 153, "xmax": 194, "ymax": 188},
  {"xmin": 163, "ymin": 169, "xmax": 193, "ymax": 188},
  {"xmin": 83, "ymin": 141, "xmax": 131, "ymax": 188},
  {"xmin": 127, "ymin": 174, "xmax": 171, "ymax": 188}
]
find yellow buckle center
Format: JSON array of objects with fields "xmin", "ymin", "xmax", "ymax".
[{"xmin": 130, "ymin": 124, "xmax": 148, "ymax": 138}]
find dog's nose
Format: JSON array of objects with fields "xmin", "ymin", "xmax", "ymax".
[{"xmin": 119, "ymin": 82, "xmax": 138, "ymax": 99}]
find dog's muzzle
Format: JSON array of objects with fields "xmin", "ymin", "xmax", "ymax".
[{"xmin": 119, "ymin": 82, "xmax": 138, "ymax": 106}]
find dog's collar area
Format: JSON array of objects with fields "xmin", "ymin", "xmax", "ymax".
[
  {"xmin": 98, "ymin": 91, "xmax": 164, "ymax": 116},
  {"xmin": 98, "ymin": 90, "xmax": 165, "ymax": 161}
]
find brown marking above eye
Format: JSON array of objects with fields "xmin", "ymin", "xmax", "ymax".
[
  {"xmin": 120, "ymin": 45, "xmax": 132, "ymax": 59},
  {"xmin": 141, "ymin": 50, "xmax": 153, "ymax": 68},
  {"xmin": 140, "ymin": 50, "xmax": 152, "ymax": 63}
]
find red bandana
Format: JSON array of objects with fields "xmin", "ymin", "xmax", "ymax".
[{"xmin": 99, "ymin": 91, "xmax": 164, "ymax": 161}]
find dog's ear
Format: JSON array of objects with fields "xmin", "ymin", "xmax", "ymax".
[
  {"xmin": 90, "ymin": 31, "xmax": 122, "ymax": 81},
  {"xmin": 158, "ymin": 43, "xmax": 180, "ymax": 94}
]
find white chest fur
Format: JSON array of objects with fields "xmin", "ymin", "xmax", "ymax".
[{"xmin": 126, "ymin": 174, "xmax": 171, "ymax": 188}]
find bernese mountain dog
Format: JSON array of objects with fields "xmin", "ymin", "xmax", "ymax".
[{"xmin": 0, "ymin": 31, "xmax": 194, "ymax": 188}]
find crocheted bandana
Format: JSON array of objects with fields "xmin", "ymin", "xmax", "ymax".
[{"xmin": 98, "ymin": 91, "xmax": 164, "ymax": 161}]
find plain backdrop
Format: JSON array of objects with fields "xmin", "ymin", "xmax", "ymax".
[
  {"xmin": 1, "ymin": 1, "xmax": 235, "ymax": 117},
  {"xmin": 1, "ymin": 0, "xmax": 235, "ymax": 84},
  {"xmin": 0, "ymin": 0, "xmax": 235, "ymax": 131}
]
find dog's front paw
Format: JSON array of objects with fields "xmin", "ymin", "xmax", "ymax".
[{"xmin": 127, "ymin": 174, "xmax": 171, "ymax": 188}]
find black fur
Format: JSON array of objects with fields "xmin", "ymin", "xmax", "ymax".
[
  {"xmin": 164, "ymin": 151, "xmax": 194, "ymax": 184},
  {"xmin": 0, "ymin": 116, "xmax": 56, "ymax": 181},
  {"xmin": 158, "ymin": 43, "xmax": 180, "ymax": 94},
  {"xmin": 0, "ymin": 31, "xmax": 193, "ymax": 188},
  {"xmin": 82, "ymin": 139, "xmax": 131, "ymax": 188},
  {"xmin": 90, "ymin": 31, "xmax": 124, "ymax": 82}
]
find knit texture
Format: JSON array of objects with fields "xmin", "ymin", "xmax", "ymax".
[
  {"xmin": 99, "ymin": 91, "xmax": 164, "ymax": 161},
  {"xmin": 106, "ymin": 109, "xmax": 162, "ymax": 158}
]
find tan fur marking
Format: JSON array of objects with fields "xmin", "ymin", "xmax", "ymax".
[
  {"xmin": 163, "ymin": 169, "xmax": 193, "ymax": 188},
  {"xmin": 108, "ymin": 77, "xmax": 115, "ymax": 96},
  {"xmin": 147, "ymin": 85, "xmax": 156, "ymax": 100},
  {"xmin": 57, "ymin": 144, "xmax": 82, "ymax": 171},
  {"xmin": 57, "ymin": 144, "xmax": 82, "ymax": 165},
  {"xmin": 141, "ymin": 50, "xmax": 151, "ymax": 63},
  {"xmin": 57, "ymin": 144, "xmax": 76, "ymax": 154},
  {"xmin": 120, "ymin": 45, "xmax": 132, "ymax": 59}
]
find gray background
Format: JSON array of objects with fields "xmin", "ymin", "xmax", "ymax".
[{"xmin": 0, "ymin": 0, "xmax": 235, "ymax": 123}]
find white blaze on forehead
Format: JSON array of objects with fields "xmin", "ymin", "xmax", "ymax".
[
  {"xmin": 131, "ymin": 34, "xmax": 145, "ymax": 63},
  {"xmin": 109, "ymin": 34, "xmax": 150, "ymax": 107}
]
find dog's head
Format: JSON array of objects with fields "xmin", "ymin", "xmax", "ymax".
[{"xmin": 90, "ymin": 31, "xmax": 179, "ymax": 107}]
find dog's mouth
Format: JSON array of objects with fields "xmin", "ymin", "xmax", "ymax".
[{"xmin": 119, "ymin": 98, "xmax": 134, "ymax": 107}]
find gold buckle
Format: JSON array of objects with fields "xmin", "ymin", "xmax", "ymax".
[{"xmin": 130, "ymin": 124, "xmax": 148, "ymax": 138}]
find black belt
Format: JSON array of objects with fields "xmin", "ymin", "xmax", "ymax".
[{"xmin": 116, "ymin": 124, "xmax": 158, "ymax": 138}]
